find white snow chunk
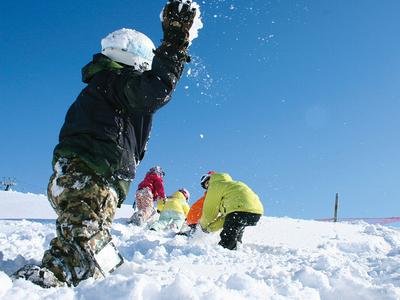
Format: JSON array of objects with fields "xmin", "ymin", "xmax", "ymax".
[
  {"xmin": 188, "ymin": 2, "xmax": 203, "ymax": 45},
  {"xmin": 0, "ymin": 271, "xmax": 12, "ymax": 298}
]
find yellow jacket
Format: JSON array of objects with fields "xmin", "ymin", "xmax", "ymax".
[
  {"xmin": 200, "ymin": 173, "xmax": 264, "ymax": 232},
  {"xmin": 157, "ymin": 191, "xmax": 190, "ymax": 216}
]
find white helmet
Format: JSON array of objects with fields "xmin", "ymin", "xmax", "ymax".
[
  {"xmin": 101, "ymin": 28, "xmax": 155, "ymax": 71},
  {"xmin": 200, "ymin": 171, "xmax": 216, "ymax": 189}
]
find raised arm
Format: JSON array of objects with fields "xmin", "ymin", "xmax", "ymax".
[{"xmin": 123, "ymin": 0, "xmax": 198, "ymax": 112}]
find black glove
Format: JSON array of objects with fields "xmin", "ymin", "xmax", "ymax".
[{"xmin": 161, "ymin": 0, "xmax": 197, "ymax": 51}]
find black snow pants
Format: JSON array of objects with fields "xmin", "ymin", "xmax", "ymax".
[{"xmin": 219, "ymin": 211, "xmax": 261, "ymax": 250}]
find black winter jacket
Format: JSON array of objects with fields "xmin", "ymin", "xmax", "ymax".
[{"xmin": 53, "ymin": 51, "xmax": 185, "ymax": 201}]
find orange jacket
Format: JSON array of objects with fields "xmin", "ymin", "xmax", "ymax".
[{"xmin": 186, "ymin": 192, "xmax": 206, "ymax": 225}]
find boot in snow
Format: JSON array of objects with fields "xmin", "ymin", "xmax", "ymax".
[
  {"xmin": 129, "ymin": 211, "xmax": 144, "ymax": 226},
  {"xmin": 12, "ymin": 264, "xmax": 65, "ymax": 288}
]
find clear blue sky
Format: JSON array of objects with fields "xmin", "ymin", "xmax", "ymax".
[{"xmin": 1, "ymin": 0, "xmax": 400, "ymax": 221}]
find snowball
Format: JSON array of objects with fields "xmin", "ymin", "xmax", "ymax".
[{"xmin": 188, "ymin": 2, "xmax": 203, "ymax": 46}]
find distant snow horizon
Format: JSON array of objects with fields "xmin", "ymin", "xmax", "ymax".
[{"xmin": 1, "ymin": 190, "xmax": 398, "ymax": 227}]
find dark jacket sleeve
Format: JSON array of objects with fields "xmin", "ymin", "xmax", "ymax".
[{"xmin": 122, "ymin": 49, "xmax": 186, "ymax": 113}]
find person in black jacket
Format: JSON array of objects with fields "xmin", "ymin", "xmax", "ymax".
[{"xmin": 13, "ymin": 0, "xmax": 199, "ymax": 288}]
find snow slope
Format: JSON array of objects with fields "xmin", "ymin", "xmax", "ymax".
[{"xmin": 0, "ymin": 191, "xmax": 400, "ymax": 299}]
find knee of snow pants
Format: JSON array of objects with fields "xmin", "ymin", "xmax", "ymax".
[
  {"xmin": 151, "ymin": 210, "xmax": 185, "ymax": 231},
  {"xmin": 219, "ymin": 212, "xmax": 261, "ymax": 250},
  {"xmin": 44, "ymin": 157, "xmax": 120, "ymax": 286},
  {"xmin": 135, "ymin": 187, "xmax": 155, "ymax": 222}
]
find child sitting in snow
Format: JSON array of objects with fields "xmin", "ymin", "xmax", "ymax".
[
  {"xmin": 151, "ymin": 188, "xmax": 190, "ymax": 231},
  {"xmin": 129, "ymin": 166, "xmax": 166, "ymax": 226}
]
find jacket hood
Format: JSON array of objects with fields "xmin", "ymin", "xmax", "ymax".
[
  {"xmin": 209, "ymin": 173, "xmax": 232, "ymax": 184},
  {"xmin": 81, "ymin": 53, "xmax": 124, "ymax": 83}
]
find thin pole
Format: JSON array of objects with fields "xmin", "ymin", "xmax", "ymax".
[{"xmin": 334, "ymin": 193, "xmax": 339, "ymax": 222}]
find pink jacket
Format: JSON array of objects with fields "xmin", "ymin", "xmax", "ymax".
[{"xmin": 138, "ymin": 172, "xmax": 165, "ymax": 200}]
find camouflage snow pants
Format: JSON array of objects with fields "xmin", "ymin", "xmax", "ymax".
[{"xmin": 42, "ymin": 157, "xmax": 120, "ymax": 286}]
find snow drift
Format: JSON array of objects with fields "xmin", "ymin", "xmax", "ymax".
[{"xmin": 0, "ymin": 191, "xmax": 399, "ymax": 299}]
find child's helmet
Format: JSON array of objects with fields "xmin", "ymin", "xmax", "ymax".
[
  {"xmin": 179, "ymin": 188, "xmax": 190, "ymax": 200},
  {"xmin": 200, "ymin": 171, "xmax": 216, "ymax": 189},
  {"xmin": 101, "ymin": 28, "xmax": 155, "ymax": 71},
  {"xmin": 149, "ymin": 166, "xmax": 165, "ymax": 177}
]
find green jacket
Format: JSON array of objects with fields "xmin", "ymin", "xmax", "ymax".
[{"xmin": 199, "ymin": 173, "xmax": 264, "ymax": 232}]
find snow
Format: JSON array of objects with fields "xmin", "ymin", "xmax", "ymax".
[
  {"xmin": 101, "ymin": 28, "xmax": 155, "ymax": 57},
  {"xmin": 1, "ymin": 191, "xmax": 400, "ymax": 299},
  {"xmin": 51, "ymin": 160, "xmax": 64, "ymax": 197},
  {"xmin": 188, "ymin": 2, "xmax": 203, "ymax": 46}
]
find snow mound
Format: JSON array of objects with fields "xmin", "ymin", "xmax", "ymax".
[{"xmin": 1, "ymin": 192, "xmax": 400, "ymax": 299}]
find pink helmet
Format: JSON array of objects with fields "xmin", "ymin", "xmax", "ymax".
[
  {"xmin": 179, "ymin": 188, "xmax": 190, "ymax": 200},
  {"xmin": 149, "ymin": 166, "xmax": 165, "ymax": 177}
]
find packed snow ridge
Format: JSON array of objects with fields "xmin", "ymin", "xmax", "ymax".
[{"xmin": 0, "ymin": 191, "xmax": 400, "ymax": 299}]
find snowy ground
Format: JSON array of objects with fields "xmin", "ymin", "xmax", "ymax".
[{"xmin": 0, "ymin": 191, "xmax": 400, "ymax": 299}]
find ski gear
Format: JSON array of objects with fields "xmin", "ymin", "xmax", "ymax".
[
  {"xmin": 129, "ymin": 210, "xmax": 144, "ymax": 226},
  {"xmin": 130, "ymin": 187, "xmax": 156, "ymax": 225},
  {"xmin": 162, "ymin": 0, "xmax": 197, "ymax": 50},
  {"xmin": 53, "ymin": 43, "xmax": 185, "ymax": 201},
  {"xmin": 101, "ymin": 28, "xmax": 155, "ymax": 71},
  {"xmin": 200, "ymin": 171, "xmax": 215, "ymax": 189},
  {"xmin": 186, "ymin": 192, "xmax": 206, "ymax": 225},
  {"xmin": 138, "ymin": 170, "xmax": 166, "ymax": 200},
  {"xmin": 151, "ymin": 190, "xmax": 190, "ymax": 231},
  {"xmin": 88, "ymin": 231, "xmax": 124, "ymax": 276},
  {"xmin": 218, "ymin": 212, "xmax": 261, "ymax": 250},
  {"xmin": 150, "ymin": 210, "xmax": 186, "ymax": 232},
  {"xmin": 130, "ymin": 169, "xmax": 166, "ymax": 226},
  {"xmin": 158, "ymin": 0, "xmax": 198, "ymax": 63},
  {"xmin": 148, "ymin": 166, "xmax": 165, "ymax": 177},
  {"xmin": 200, "ymin": 173, "xmax": 264, "ymax": 233},
  {"xmin": 157, "ymin": 191, "xmax": 190, "ymax": 215},
  {"xmin": 41, "ymin": 157, "xmax": 120, "ymax": 286},
  {"xmin": 12, "ymin": 264, "xmax": 65, "ymax": 288},
  {"xmin": 176, "ymin": 223, "xmax": 197, "ymax": 236},
  {"xmin": 179, "ymin": 188, "xmax": 190, "ymax": 200}
]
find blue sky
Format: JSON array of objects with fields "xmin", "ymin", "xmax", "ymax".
[{"xmin": 1, "ymin": 0, "xmax": 400, "ymax": 221}]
